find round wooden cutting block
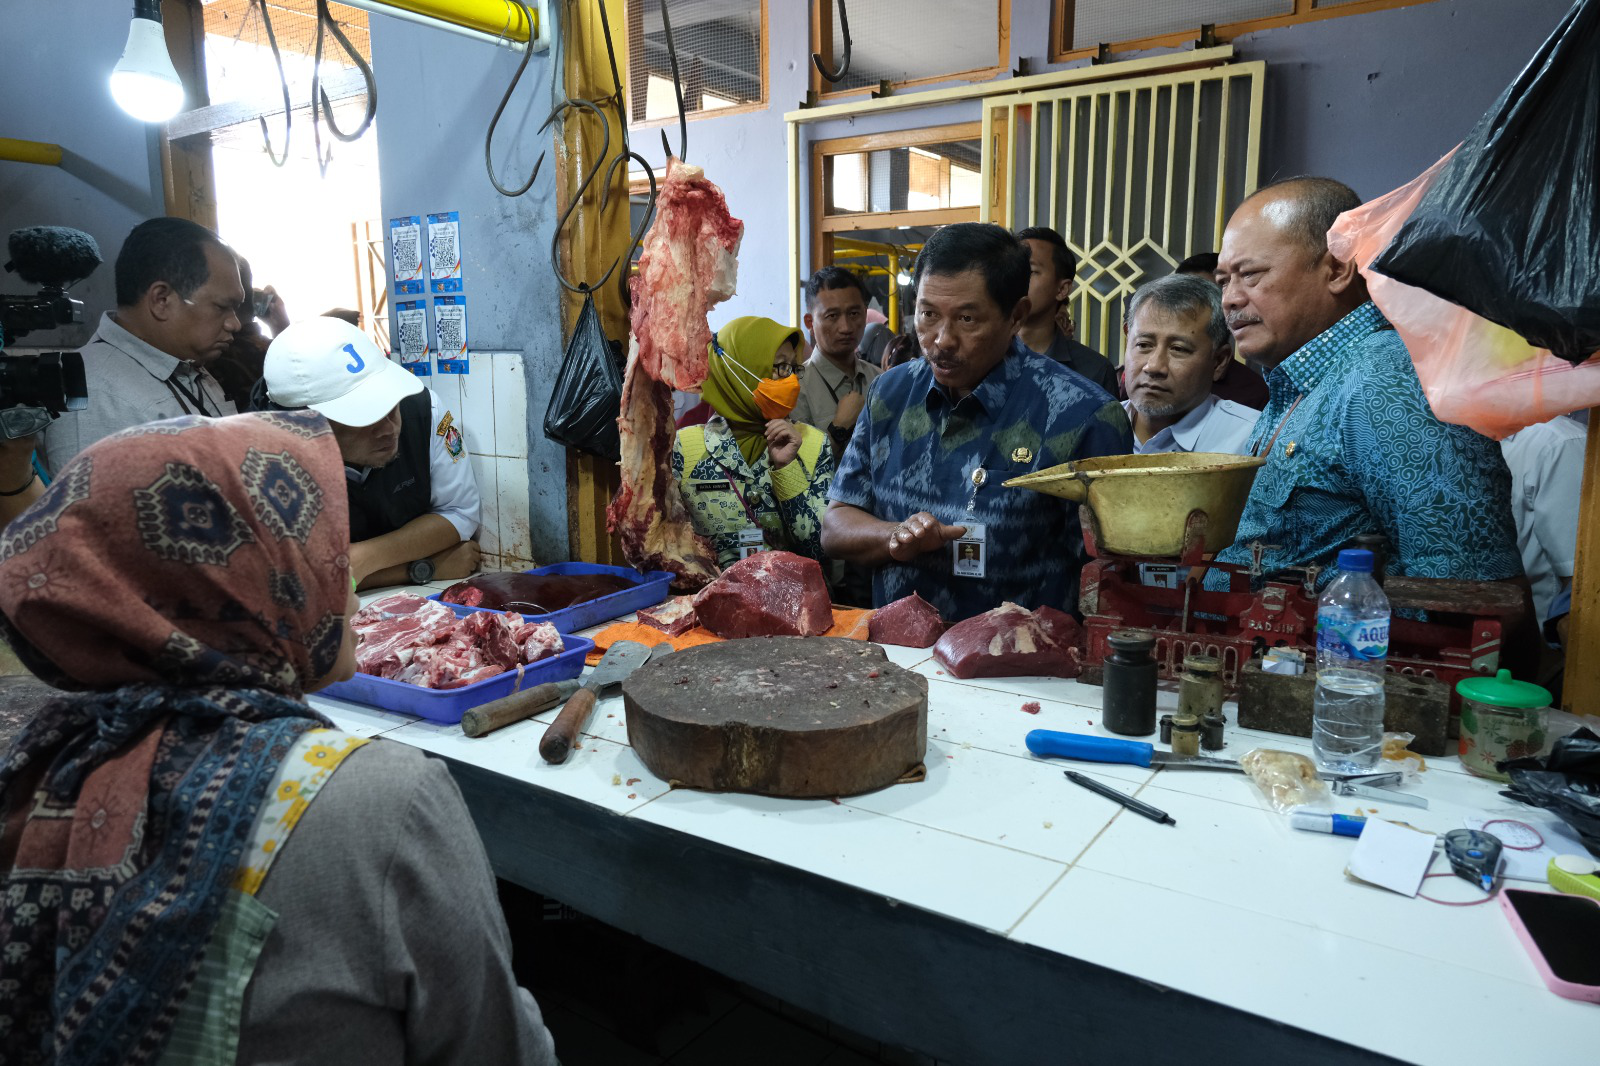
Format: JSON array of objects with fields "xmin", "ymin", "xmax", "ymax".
[{"xmin": 623, "ymin": 637, "xmax": 928, "ymax": 798}]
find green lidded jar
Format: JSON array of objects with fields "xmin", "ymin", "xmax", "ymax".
[{"xmin": 1456, "ymin": 669, "xmax": 1551, "ymax": 782}]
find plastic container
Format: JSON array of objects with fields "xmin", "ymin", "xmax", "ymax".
[
  {"xmin": 319, "ymin": 633, "xmax": 595, "ymax": 724},
  {"xmin": 431, "ymin": 563, "xmax": 672, "ymax": 634},
  {"xmin": 1457, "ymin": 669, "xmax": 1552, "ymax": 781},
  {"xmin": 1312, "ymin": 549, "xmax": 1390, "ymax": 774}
]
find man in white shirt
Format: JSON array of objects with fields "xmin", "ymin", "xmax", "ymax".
[
  {"xmin": 43, "ymin": 217, "xmax": 240, "ymax": 474},
  {"xmin": 1122, "ymin": 273, "xmax": 1259, "ymax": 456},
  {"xmin": 1499, "ymin": 414, "xmax": 1584, "ymax": 626},
  {"xmin": 265, "ymin": 318, "xmax": 481, "ymax": 590}
]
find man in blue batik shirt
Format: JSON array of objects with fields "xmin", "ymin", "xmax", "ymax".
[
  {"xmin": 1208, "ymin": 177, "xmax": 1524, "ymax": 593},
  {"xmin": 821, "ymin": 223, "xmax": 1132, "ymax": 621}
]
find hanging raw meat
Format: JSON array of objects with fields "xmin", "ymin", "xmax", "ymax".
[{"xmin": 608, "ymin": 159, "xmax": 744, "ymax": 590}]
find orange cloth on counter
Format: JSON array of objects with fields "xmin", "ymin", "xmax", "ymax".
[{"xmin": 585, "ymin": 607, "xmax": 875, "ymax": 665}]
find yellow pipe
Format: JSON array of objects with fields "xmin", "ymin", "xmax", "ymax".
[
  {"xmin": 344, "ymin": 0, "xmax": 539, "ymax": 45},
  {"xmin": 887, "ymin": 249, "xmax": 900, "ymax": 333},
  {"xmin": 0, "ymin": 138, "xmax": 62, "ymax": 166}
]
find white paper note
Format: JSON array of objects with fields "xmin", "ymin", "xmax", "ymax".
[{"xmin": 1346, "ymin": 818, "xmax": 1437, "ymax": 897}]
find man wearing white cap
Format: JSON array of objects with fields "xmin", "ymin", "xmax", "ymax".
[{"xmin": 264, "ymin": 318, "xmax": 481, "ymax": 589}]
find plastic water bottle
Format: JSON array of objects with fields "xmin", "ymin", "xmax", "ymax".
[{"xmin": 1311, "ymin": 549, "xmax": 1390, "ymax": 774}]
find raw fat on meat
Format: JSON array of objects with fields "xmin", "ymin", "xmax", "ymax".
[
  {"xmin": 439, "ymin": 571, "xmax": 637, "ymax": 613},
  {"xmin": 608, "ymin": 160, "xmax": 744, "ymax": 591},
  {"xmin": 933, "ymin": 602, "xmax": 1083, "ymax": 679},
  {"xmin": 636, "ymin": 596, "xmax": 699, "ymax": 636},
  {"xmin": 868, "ymin": 593, "xmax": 945, "ymax": 648},
  {"xmin": 350, "ymin": 593, "xmax": 565, "ymax": 689},
  {"xmin": 691, "ymin": 551, "xmax": 833, "ymax": 639}
]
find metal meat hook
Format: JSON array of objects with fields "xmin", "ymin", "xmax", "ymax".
[
  {"xmin": 812, "ymin": 0, "xmax": 853, "ymax": 83},
  {"xmin": 597, "ymin": 0, "xmax": 659, "ymax": 307},
  {"xmin": 543, "ymin": 97, "xmax": 619, "ymax": 293},
  {"xmin": 657, "ymin": 0, "xmax": 688, "ymax": 161}
]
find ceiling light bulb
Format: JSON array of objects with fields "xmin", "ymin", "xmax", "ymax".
[
  {"xmin": 110, "ymin": 5, "xmax": 184, "ymax": 123},
  {"xmin": 896, "ymin": 272, "xmax": 911, "ymax": 286}
]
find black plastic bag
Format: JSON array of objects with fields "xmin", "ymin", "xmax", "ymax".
[
  {"xmin": 1500, "ymin": 727, "xmax": 1600, "ymax": 856},
  {"xmin": 1372, "ymin": 0, "xmax": 1600, "ymax": 364},
  {"xmin": 544, "ymin": 292, "xmax": 623, "ymax": 461}
]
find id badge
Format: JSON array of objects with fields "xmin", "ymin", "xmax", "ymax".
[
  {"xmin": 952, "ymin": 523, "xmax": 986, "ymax": 579},
  {"xmin": 737, "ymin": 526, "xmax": 766, "ymax": 560}
]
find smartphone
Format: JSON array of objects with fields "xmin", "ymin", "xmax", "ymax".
[{"xmin": 1500, "ymin": 887, "xmax": 1600, "ymax": 1003}]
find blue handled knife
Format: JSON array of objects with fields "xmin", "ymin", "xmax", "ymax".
[{"xmin": 1025, "ymin": 729, "xmax": 1244, "ymax": 772}]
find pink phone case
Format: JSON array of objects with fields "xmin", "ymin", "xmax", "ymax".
[{"xmin": 1499, "ymin": 889, "xmax": 1600, "ymax": 1004}]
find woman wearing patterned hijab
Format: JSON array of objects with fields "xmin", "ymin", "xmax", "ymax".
[{"xmin": 0, "ymin": 411, "xmax": 555, "ymax": 1066}]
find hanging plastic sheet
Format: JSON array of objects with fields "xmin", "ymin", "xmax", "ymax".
[
  {"xmin": 543, "ymin": 293, "xmax": 623, "ymax": 461},
  {"xmin": 1327, "ymin": 0, "xmax": 1600, "ymax": 439}
]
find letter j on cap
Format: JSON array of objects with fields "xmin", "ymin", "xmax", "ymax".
[{"xmin": 343, "ymin": 343, "xmax": 365, "ymax": 374}]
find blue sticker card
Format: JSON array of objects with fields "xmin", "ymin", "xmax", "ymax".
[
  {"xmin": 428, "ymin": 210, "xmax": 463, "ymax": 294},
  {"xmin": 389, "ymin": 215, "xmax": 424, "ymax": 295},
  {"xmin": 434, "ymin": 295, "xmax": 468, "ymax": 374}
]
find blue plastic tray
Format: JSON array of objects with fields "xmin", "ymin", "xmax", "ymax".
[
  {"xmin": 429, "ymin": 562, "xmax": 672, "ymax": 634},
  {"xmin": 320, "ymin": 633, "xmax": 595, "ymax": 724}
]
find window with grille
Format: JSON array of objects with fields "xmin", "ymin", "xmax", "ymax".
[
  {"xmin": 628, "ymin": 0, "xmax": 766, "ymax": 124},
  {"xmin": 824, "ymin": 140, "xmax": 982, "ymax": 216},
  {"xmin": 1052, "ymin": 0, "xmax": 1441, "ymax": 57},
  {"xmin": 812, "ymin": 0, "xmax": 1009, "ymax": 95}
]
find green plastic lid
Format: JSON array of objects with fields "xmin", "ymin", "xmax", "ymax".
[{"xmin": 1455, "ymin": 669, "xmax": 1551, "ymax": 709}]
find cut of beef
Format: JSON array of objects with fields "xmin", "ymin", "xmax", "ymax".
[
  {"xmin": 512, "ymin": 620, "xmax": 564, "ymax": 663},
  {"xmin": 439, "ymin": 571, "xmax": 637, "ymax": 613},
  {"xmin": 933, "ymin": 602, "xmax": 1084, "ymax": 679},
  {"xmin": 636, "ymin": 596, "xmax": 699, "ymax": 636},
  {"xmin": 868, "ymin": 593, "xmax": 945, "ymax": 648},
  {"xmin": 351, "ymin": 594, "xmax": 457, "ymax": 679},
  {"xmin": 691, "ymin": 551, "xmax": 833, "ymax": 638},
  {"xmin": 608, "ymin": 160, "xmax": 743, "ymax": 590},
  {"xmin": 350, "ymin": 593, "xmax": 564, "ymax": 689}
]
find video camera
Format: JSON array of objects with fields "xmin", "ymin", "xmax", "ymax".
[{"xmin": 1, "ymin": 226, "xmax": 95, "ymax": 440}]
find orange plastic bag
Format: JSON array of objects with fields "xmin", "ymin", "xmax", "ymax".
[{"xmin": 1328, "ymin": 151, "xmax": 1600, "ymax": 440}]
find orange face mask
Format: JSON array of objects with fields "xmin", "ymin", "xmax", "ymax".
[{"xmin": 752, "ymin": 374, "xmax": 801, "ymax": 420}]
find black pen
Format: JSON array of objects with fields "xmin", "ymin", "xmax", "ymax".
[{"xmin": 1063, "ymin": 770, "xmax": 1177, "ymax": 826}]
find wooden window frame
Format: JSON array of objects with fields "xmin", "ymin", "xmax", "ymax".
[
  {"xmin": 810, "ymin": 1, "xmax": 1011, "ymax": 102},
  {"xmin": 808, "ymin": 121, "xmax": 982, "ymax": 275},
  {"xmin": 1049, "ymin": 0, "xmax": 1442, "ymax": 62},
  {"xmin": 627, "ymin": 0, "xmax": 769, "ymax": 130}
]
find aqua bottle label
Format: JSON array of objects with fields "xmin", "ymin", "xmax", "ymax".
[{"xmin": 1316, "ymin": 617, "xmax": 1389, "ymax": 661}]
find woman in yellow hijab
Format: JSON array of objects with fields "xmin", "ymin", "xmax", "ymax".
[{"xmin": 672, "ymin": 316, "xmax": 836, "ymax": 569}]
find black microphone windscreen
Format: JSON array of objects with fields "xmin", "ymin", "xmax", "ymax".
[{"xmin": 5, "ymin": 226, "xmax": 103, "ymax": 288}]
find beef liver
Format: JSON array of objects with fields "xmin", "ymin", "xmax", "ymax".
[
  {"xmin": 933, "ymin": 602, "xmax": 1083, "ymax": 679},
  {"xmin": 691, "ymin": 551, "xmax": 832, "ymax": 638},
  {"xmin": 868, "ymin": 593, "xmax": 945, "ymax": 648},
  {"xmin": 439, "ymin": 571, "xmax": 637, "ymax": 613}
]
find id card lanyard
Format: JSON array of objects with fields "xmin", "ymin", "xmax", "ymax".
[{"xmin": 952, "ymin": 451, "xmax": 992, "ymax": 579}]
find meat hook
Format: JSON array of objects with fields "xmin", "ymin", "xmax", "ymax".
[
  {"xmin": 597, "ymin": 0, "xmax": 659, "ymax": 308},
  {"xmin": 812, "ymin": 0, "xmax": 853, "ymax": 83},
  {"xmin": 484, "ymin": 0, "xmax": 546, "ymax": 196},
  {"xmin": 657, "ymin": 0, "xmax": 689, "ymax": 161},
  {"xmin": 544, "ymin": 97, "xmax": 620, "ymax": 293},
  {"xmin": 310, "ymin": 0, "xmax": 377, "ymax": 175}
]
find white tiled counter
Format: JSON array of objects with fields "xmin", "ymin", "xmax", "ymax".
[{"xmin": 309, "ymin": 603, "xmax": 1597, "ymax": 1065}]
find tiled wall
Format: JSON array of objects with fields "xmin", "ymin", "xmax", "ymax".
[{"xmin": 423, "ymin": 352, "xmax": 533, "ymax": 572}]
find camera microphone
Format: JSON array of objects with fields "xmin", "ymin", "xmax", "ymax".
[{"xmin": 5, "ymin": 227, "xmax": 103, "ymax": 289}]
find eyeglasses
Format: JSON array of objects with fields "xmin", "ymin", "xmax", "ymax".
[{"xmin": 770, "ymin": 362, "xmax": 803, "ymax": 380}]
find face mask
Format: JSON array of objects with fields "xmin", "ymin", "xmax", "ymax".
[{"xmin": 752, "ymin": 374, "xmax": 800, "ymax": 419}]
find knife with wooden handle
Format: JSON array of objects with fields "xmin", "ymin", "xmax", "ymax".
[{"xmin": 460, "ymin": 679, "xmax": 582, "ymax": 738}]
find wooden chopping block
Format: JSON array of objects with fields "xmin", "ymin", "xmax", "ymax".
[
  {"xmin": 1236, "ymin": 660, "xmax": 1450, "ymax": 756},
  {"xmin": 623, "ymin": 637, "xmax": 928, "ymax": 798}
]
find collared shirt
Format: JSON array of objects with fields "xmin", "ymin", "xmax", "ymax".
[
  {"xmin": 1123, "ymin": 395, "xmax": 1260, "ymax": 455},
  {"xmin": 344, "ymin": 387, "xmax": 481, "ymax": 540},
  {"xmin": 791, "ymin": 350, "xmax": 882, "ymax": 431},
  {"xmin": 42, "ymin": 312, "xmax": 236, "ymax": 475},
  {"xmin": 1029, "ymin": 331, "xmax": 1121, "ymax": 398},
  {"xmin": 1210, "ymin": 302, "xmax": 1521, "ymax": 587},
  {"xmin": 1500, "ymin": 415, "xmax": 1584, "ymax": 623},
  {"xmin": 830, "ymin": 339, "xmax": 1132, "ymax": 620}
]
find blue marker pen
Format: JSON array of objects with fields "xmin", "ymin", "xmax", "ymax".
[{"xmin": 1290, "ymin": 810, "xmax": 1367, "ymax": 837}]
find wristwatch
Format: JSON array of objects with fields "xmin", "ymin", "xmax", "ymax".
[{"xmin": 407, "ymin": 558, "xmax": 436, "ymax": 584}]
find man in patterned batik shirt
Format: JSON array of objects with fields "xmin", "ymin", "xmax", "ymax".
[
  {"xmin": 822, "ymin": 223, "xmax": 1132, "ymax": 622},
  {"xmin": 1209, "ymin": 177, "xmax": 1523, "ymax": 592}
]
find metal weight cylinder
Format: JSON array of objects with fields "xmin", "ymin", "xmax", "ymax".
[{"xmin": 1102, "ymin": 631, "xmax": 1157, "ymax": 736}]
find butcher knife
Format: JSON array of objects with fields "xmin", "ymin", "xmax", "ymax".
[
  {"xmin": 539, "ymin": 640, "xmax": 654, "ymax": 764},
  {"xmin": 460, "ymin": 678, "xmax": 583, "ymax": 738},
  {"xmin": 1025, "ymin": 730, "xmax": 1244, "ymax": 773}
]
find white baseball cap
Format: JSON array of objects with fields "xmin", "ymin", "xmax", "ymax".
[{"xmin": 264, "ymin": 318, "xmax": 423, "ymax": 427}]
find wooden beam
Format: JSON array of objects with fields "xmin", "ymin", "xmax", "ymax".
[
  {"xmin": 165, "ymin": 68, "xmax": 370, "ymax": 140},
  {"xmin": 1564, "ymin": 414, "xmax": 1600, "ymax": 712},
  {"xmin": 160, "ymin": 0, "xmax": 218, "ymax": 229}
]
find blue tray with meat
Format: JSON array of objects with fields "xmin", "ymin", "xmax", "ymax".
[
  {"xmin": 431, "ymin": 562, "xmax": 673, "ymax": 633},
  {"xmin": 321, "ymin": 592, "xmax": 595, "ymax": 723}
]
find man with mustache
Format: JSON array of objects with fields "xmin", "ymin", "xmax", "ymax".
[
  {"xmin": 822, "ymin": 223, "xmax": 1131, "ymax": 621},
  {"xmin": 264, "ymin": 318, "xmax": 481, "ymax": 590},
  {"xmin": 1209, "ymin": 177, "xmax": 1522, "ymax": 591},
  {"xmin": 43, "ymin": 217, "xmax": 240, "ymax": 475},
  {"xmin": 1122, "ymin": 273, "xmax": 1258, "ymax": 456}
]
